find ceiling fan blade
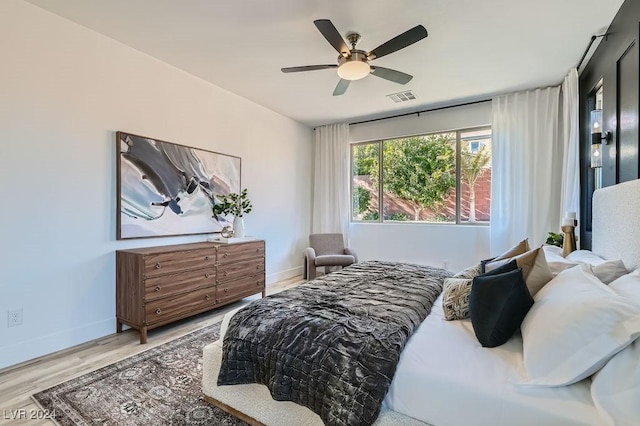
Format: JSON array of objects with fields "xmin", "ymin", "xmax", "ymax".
[
  {"xmin": 314, "ymin": 19, "xmax": 350, "ymax": 56},
  {"xmin": 367, "ymin": 25, "xmax": 428, "ymax": 60},
  {"xmin": 281, "ymin": 65, "xmax": 338, "ymax": 73},
  {"xmin": 333, "ymin": 79, "xmax": 350, "ymax": 96},
  {"xmin": 371, "ymin": 66, "xmax": 413, "ymax": 84}
]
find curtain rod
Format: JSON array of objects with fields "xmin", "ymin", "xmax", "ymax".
[
  {"xmin": 577, "ymin": 34, "xmax": 608, "ymax": 71},
  {"xmin": 347, "ymin": 99, "xmax": 491, "ymax": 127}
]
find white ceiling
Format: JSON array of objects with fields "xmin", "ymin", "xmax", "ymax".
[{"xmin": 25, "ymin": 0, "xmax": 624, "ymax": 128}]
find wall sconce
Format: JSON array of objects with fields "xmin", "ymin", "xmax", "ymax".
[{"xmin": 590, "ymin": 109, "xmax": 611, "ymax": 168}]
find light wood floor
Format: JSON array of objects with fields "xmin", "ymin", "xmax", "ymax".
[{"xmin": 0, "ymin": 276, "xmax": 304, "ymax": 425}]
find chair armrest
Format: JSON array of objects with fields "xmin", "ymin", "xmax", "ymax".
[
  {"xmin": 344, "ymin": 247, "xmax": 358, "ymax": 263},
  {"xmin": 305, "ymin": 247, "xmax": 317, "ymax": 263},
  {"xmin": 304, "ymin": 247, "xmax": 317, "ymax": 280}
]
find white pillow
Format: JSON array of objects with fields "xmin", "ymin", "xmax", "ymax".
[
  {"xmin": 542, "ymin": 245, "xmax": 577, "ymax": 276},
  {"xmin": 566, "ymin": 249, "xmax": 607, "ymax": 265},
  {"xmin": 591, "ymin": 340, "xmax": 640, "ymax": 426},
  {"xmin": 592, "ymin": 270, "xmax": 640, "ymax": 425},
  {"xmin": 609, "ymin": 268, "xmax": 640, "ymax": 303},
  {"xmin": 521, "ymin": 264, "xmax": 640, "ymax": 387},
  {"xmin": 589, "ymin": 260, "xmax": 629, "ymax": 285},
  {"xmin": 542, "ymin": 244, "xmax": 563, "ymax": 256}
]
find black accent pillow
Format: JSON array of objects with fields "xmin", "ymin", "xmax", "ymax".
[
  {"xmin": 480, "ymin": 257, "xmax": 497, "ymax": 274},
  {"xmin": 469, "ymin": 268, "xmax": 534, "ymax": 348},
  {"xmin": 481, "ymin": 258, "xmax": 517, "ymax": 276}
]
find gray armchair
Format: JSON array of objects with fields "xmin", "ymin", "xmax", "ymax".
[{"xmin": 304, "ymin": 233, "xmax": 358, "ymax": 280}]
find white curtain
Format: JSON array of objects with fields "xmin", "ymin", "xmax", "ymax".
[
  {"xmin": 560, "ymin": 68, "xmax": 581, "ymax": 225},
  {"xmin": 312, "ymin": 123, "xmax": 350, "ymax": 240},
  {"xmin": 490, "ymin": 87, "xmax": 563, "ymax": 254}
]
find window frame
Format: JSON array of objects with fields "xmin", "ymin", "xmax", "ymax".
[{"xmin": 350, "ymin": 125, "xmax": 492, "ymax": 225}]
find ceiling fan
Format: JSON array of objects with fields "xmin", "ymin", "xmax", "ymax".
[{"xmin": 281, "ymin": 19, "xmax": 428, "ymax": 96}]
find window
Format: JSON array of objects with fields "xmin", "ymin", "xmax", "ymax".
[
  {"xmin": 593, "ymin": 85, "xmax": 603, "ymax": 190},
  {"xmin": 351, "ymin": 127, "xmax": 491, "ymax": 224}
]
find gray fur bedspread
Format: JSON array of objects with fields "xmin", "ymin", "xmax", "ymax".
[{"xmin": 217, "ymin": 261, "xmax": 451, "ymax": 426}]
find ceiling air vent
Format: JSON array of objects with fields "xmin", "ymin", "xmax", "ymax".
[{"xmin": 387, "ymin": 90, "xmax": 417, "ymax": 103}]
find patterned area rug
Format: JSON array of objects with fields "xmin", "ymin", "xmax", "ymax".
[{"xmin": 33, "ymin": 323, "xmax": 247, "ymax": 425}]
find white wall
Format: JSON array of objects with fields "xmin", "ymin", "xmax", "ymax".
[
  {"xmin": 349, "ymin": 102, "xmax": 492, "ymax": 272},
  {"xmin": 350, "ymin": 223, "xmax": 490, "ymax": 272},
  {"xmin": 0, "ymin": 0, "xmax": 312, "ymax": 369}
]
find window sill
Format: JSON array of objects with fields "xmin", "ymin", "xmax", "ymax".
[{"xmin": 350, "ymin": 221, "xmax": 490, "ymax": 227}]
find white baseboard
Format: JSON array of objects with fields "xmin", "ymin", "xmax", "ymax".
[
  {"xmin": 266, "ymin": 265, "xmax": 303, "ymax": 285},
  {"xmin": 1, "ymin": 268, "xmax": 303, "ymax": 370},
  {"xmin": 0, "ymin": 318, "xmax": 114, "ymax": 370}
]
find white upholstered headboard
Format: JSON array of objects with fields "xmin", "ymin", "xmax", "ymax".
[{"xmin": 592, "ymin": 179, "xmax": 640, "ymax": 270}]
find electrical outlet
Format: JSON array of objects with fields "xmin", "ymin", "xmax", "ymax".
[{"xmin": 8, "ymin": 309, "xmax": 23, "ymax": 327}]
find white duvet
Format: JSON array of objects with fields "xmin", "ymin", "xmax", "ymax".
[{"xmin": 384, "ymin": 294, "xmax": 604, "ymax": 426}]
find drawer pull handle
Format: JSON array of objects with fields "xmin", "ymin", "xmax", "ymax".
[
  {"xmin": 256, "ymin": 264, "xmax": 261, "ymax": 270},
  {"xmin": 223, "ymin": 271, "xmax": 228, "ymax": 277},
  {"xmin": 256, "ymin": 281, "xmax": 261, "ymax": 286},
  {"xmin": 155, "ymin": 263, "xmax": 161, "ymax": 269},
  {"xmin": 205, "ymin": 255, "xmax": 210, "ymax": 261},
  {"xmin": 224, "ymin": 288, "xmax": 228, "ymax": 293},
  {"xmin": 155, "ymin": 308, "xmax": 162, "ymax": 315},
  {"xmin": 155, "ymin": 286, "xmax": 161, "ymax": 292},
  {"xmin": 205, "ymin": 273, "xmax": 211, "ymax": 278},
  {"xmin": 205, "ymin": 294, "xmax": 211, "ymax": 300},
  {"xmin": 256, "ymin": 248, "xmax": 260, "ymax": 253},
  {"xmin": 223, "ymin": 253, "xmax": 229, "ymax": 258},
  {"xmin": 216, "ymin": 280, "xmax": 220, "ymax": 285}
]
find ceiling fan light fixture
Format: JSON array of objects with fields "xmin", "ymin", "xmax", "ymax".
[
  {"xmin": 337, "ymin": 52, "xmax": 371, "ymax": 80},
  {"xmin": 337, "ymin": 61, "xmax": 370, "ymax": 80}
]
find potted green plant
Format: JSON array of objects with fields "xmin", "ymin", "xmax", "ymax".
[
  {"xmin": 213, "ymin": 188, "xmax": 253, "ymax": 237},
  {"xmin": 545, "ymin": 231, "xmax": 564, "ymax": 248}
]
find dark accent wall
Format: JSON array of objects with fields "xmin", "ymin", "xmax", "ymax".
[{"xmin": 579, "ymin": 0, "xmax": 640, "ymax": 249}]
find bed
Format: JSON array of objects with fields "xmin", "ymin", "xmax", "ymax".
[{"xmin": 202, "ymin": 179, "xmax": 640, "ymax": 426}]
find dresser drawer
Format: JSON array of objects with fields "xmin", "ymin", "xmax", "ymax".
[
  {"xmin": 217, "ymin": 273, "xmax": 265, "ymax": 305},
  {"xmin": 117, "ymin": 240, "xmax": 265, "ymax": 344},
  {"xmin": 217, "ymin": 241, "xmax": 265, "ymax": 264},
  {"xmin": 217, "ymin": 258, "xmax": 265, "ymax": 282},
  {"xmin": 145, "ymin": 286, "xmax": 216, "ymax": 324},
  {"xmin": 143, "ymin": 248, "xmax": 215, "ymax": 277},
  {"xmin": 144, "ymin": 267, "xmax": 216, "ymax": 301}
]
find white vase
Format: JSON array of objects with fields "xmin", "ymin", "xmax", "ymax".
[{"xmin": 233, "ymin": 216, "xmax": 245, "ymax": 238}]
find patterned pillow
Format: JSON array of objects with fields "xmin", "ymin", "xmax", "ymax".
[
  {"xmin": 455, "ymin": 264, "xmax": 482, "ymax": 279},
  {"xmin": 442, "ymin": 264, "xmax": 482, "ymax": 321}
]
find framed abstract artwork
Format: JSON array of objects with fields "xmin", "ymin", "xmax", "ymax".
[{"xmin": 116, "ymin": 131, "xmax": 241, "ymax": 239}]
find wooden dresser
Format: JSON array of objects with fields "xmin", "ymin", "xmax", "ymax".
[{"xmin": 116, "ymin": 240, "xmax": 265, "ymax": 343}]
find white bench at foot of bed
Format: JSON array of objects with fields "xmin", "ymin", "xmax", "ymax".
[{"xmin": 202, "ymin": 340, "xmax": 429, "ymax": 426}]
